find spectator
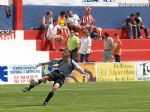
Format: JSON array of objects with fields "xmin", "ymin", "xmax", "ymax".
[
  {"xmin": 79, "ymin": 29, "xmax": 92, "ymax": 63},
  {"xmin": 5, "ymin": 5, "xmax": 11, "ymax": 18},
  {"xmin": 102, "ymin": 32, "xmax": 115, "ymax": 62},
  {"xmin": 46, "ymin": 19, "xmax": 64, "ymax": 51},
  {"xmin": 122, "ymin": 13, "xmax": 138, "ymax": 39},
  {"xmin": 66, "ymin": 30, "xmax": 80, "ymax": 62},
  {"xmin": 75, "ymin": 32, "xmax": 79, "ymax": 37},
  {"xmin": 58, "ymin": 11, "xmax": 69, "ymax": 38},
  {"xmin": 81, "ymin": 7, "xmax": 96, "ymax": 33},
  {"xmin": 67, "ymin": 10, "xmax": 81, "ymax": 32},
  {"xmin": 113, "ymin": 33, "xmax": 122, "ymax": 62},
  {"xmin": 135, "ymin": 12, "xmax": 150, "ymax": 39},
  {"xmin": 40, "ymin": 11, "xmax": 53, "ymax": 39},
  {"xmin": 90, "ymin": 27, "xmax": 100, "ymax": 39}
]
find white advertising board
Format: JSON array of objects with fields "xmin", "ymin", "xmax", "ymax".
[
  {"xmin": 23, "ymin": 0, "xmax": 82, "ymax": 5},
  {"xmin": 0, "ymin": 30, "xmax": 49, "ymax": 65},
  {"xmin": 22, "ymin": 0, "xmax": 150, "ymax": 6},
  {"xmin": 136, "ymin": 62, "xmax": 150, "ymax": 81},
  {"xmin": 0, "ymin": 64, "xmax": 42, "ymax": 84},
  {"xmin": 0, "ymin": 0, "xmax": 12, "ymax": 6}
]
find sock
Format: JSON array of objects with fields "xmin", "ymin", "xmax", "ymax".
[
  {"xmin": 44, "ymin": 91, "xmax": 54, "ymax": 103},
  {"xmin": 37, "ymin": 79, "xmax": 43, "ymax": 84},
  {"xmin": 28, "ymin": 79, "xmax": 43, "ymax": 90},
  {"xmin": 28, "ymin": 84, "xmax": 35, "ymax": 90}
]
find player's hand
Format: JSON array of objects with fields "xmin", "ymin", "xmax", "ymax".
[{"xmin": 84, "ymin": 72, "xmax": 90, "ymax": 78}]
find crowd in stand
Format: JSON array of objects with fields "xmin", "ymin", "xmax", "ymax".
[
  {"xmin": 39, "ymin": 7, "xmax": 149, "ymax": 63},
  {"xmin": 39, "ymin": 7, "xmax": 99, "ymax": 62},
  {"xmin": 122, "ymin": 12, "xmax": 150, "ymax": 39}
]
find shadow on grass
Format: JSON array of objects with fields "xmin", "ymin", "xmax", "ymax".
[{"xmin": 2, "ymin": 103, "xmax": 45, "ymax": 109}]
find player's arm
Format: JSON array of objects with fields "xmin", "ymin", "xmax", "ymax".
[
  {"xmin": 42, "ymin": 16, "xmax": 48, "ymax": 27},
  {"xmin": 36, "ymin": 59, "xmax": 60, "ymax": 67},
  {"xmin": 72, "ymin": 60, "xmax": 89, "ymax": 76},
  {"xmin": 57, "ymin": 25, "xmax": 64, "ymax": 36}
]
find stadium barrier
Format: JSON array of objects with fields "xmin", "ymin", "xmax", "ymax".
[
  {"xmin": 1, "ymin": 61, "xmax": 150, "ymax": 84},
  {"xmin": 0, "ymin": 64, "xmax": 42, "ymax": 84}
]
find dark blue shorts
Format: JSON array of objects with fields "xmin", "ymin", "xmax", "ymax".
[{"xmin": 48, "ymin": 70, "xmax": 65, "ymax": 87}]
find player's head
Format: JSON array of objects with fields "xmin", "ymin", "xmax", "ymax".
[
  {"xmin": 130, "ymin": 13, "xmax": 136, "ymax": 20},
  {"xmin": 67, "ymin": 10, "xmax": 73, "ymax": 17},
  {"xmin": 82, "ymin": 29, "xmax": 90, "ymax": 36},
  {"xmin": 136, "ymin": 12, "xmax": 140, "ymax": 17},
  {"xmin": 46, "ymin": 11, "xmax": 53, "ymax": 17},
  {"xmin": 103, "ymin": 32, "xmax": 109, "ymax": 38},
  {"xmin": 53, "ymin": 19, "xmax": 58, "ymax": 26},
  {"xmin": 114, "ymin": 33, "xmax": 120, "ymax": 41},
  {"xmin": 70, "ymin": 30, "xmax": 75, "ymax": 36},
  {"xmin": 84, "ymin": 7, "xmax": 92, "ymax": 15},
  {"xmin": 62, "ymin": 49, "xmax": 70, "ymax": 60}
]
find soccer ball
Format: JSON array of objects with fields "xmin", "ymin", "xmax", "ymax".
[{"xmin": 29, "ymin": 79, "xmax": 38, "ymax": 86}]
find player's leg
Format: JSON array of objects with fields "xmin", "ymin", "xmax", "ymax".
[
  {"xmin": 85, "ymin": 53, "xmax": 90, "ymax": 62},
  {"xmin": 43, "ymin": 72, "xmax": 65, "ymax": 105},
  {"xmin": 43, "ymin": 82, "xmax": 61, "ymax": 105},
  {"xmin": 102, "ymin": 51, "xmax": 107, "ymax": 62},
  {"xmin": 108, "ymin": 51, "xmax": 115, "ymax": 62},
  {"xmin": 56, "ymin": 35, "xmax": 64, "ymax": 50},
  {"xmin": 80, "ymin": 54, "xmax": 84, "ymax": 62},
  {"xmin": 50, "ymin": 36, "xmax": 56, "ymax": 51},
  {"xmin": 22, "ymin": 75, "xmax": 49, "ymax": 92}
]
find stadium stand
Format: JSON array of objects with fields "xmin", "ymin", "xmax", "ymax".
[
  {"xmin": 39, "ymin": 39, "xmax": 150, "ymax": 62},
  {"xmin": 23, "ymin": 6, "xmax": 150, "ymax": 30},
  {"xmin": 1, "ymin": 0, "xmax": 150, "ymax": 62}
]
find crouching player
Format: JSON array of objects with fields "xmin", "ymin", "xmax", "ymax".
[{"xmin": 22, "ymin": 49, "xmax": 89, "ymax": 106}]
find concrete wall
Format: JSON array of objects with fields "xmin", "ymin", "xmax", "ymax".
[
  {"xmin": 23, "ymin": 6, "xmax": 150, "ymax": 29},
  {"xmin": 0, "ymin": 5, "xmax": 13, "ymax": 30},
  {"xmin": 1, "ymin": 5, "xmax": 150, "ymax": 30}
]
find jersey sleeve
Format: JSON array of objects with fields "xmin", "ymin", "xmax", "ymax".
[
  {"xmin": 46, "ymin": 58, "xmax": 60, "ymax": 66},
  {"xmin": 72, "ymin": 60, "xmax": 85, "ymax": 74}
]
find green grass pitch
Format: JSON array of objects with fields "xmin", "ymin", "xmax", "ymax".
[{"xmin": 1, "ymin": 81, "xmax": 150, "ymax": 112}]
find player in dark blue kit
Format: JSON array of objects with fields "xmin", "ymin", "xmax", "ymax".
[{"xmin": 22, "ymin": 49, "xmax": 89, "ymax": 105}]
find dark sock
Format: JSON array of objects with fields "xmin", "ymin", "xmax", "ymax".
[
  {"xmin": 28, "ymin": 84, "xmax": 35, "ymax": 91},
  {"xmin": 44, "ymin": 91, "xmax": 54, "ymax": 103},
  {"xmin": 38, "ymin": 79, "xmax": 43, "ymax": 84},
  {"xmin": 27, "ymin": 79, "xmax": 43, "ymax": 91}
]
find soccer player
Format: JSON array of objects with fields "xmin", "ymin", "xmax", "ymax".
[{"xmin": 22, "ymin": 49, "xmax": 89, "ymax": 106}]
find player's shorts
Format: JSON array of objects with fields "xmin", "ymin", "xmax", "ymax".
[{"xmin": 48, "ymin": 70, "xmax": 65, "ymax": 87}]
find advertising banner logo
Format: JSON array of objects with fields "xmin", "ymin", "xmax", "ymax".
[
  {"xmin": 137, "ymin": 62, "xmax": 150, "ymax": 80},
  {"xmin": 0, "ymin": 30, "xmax": 15, "ymax": 40},
  {"xmin": 0, "ymin": 66, "xmax": 8, "ymax": 82},
  {"xmin": 0, "ymin": 65, "xmax": 42, "ymax": 84},
  {"xmin": 97, "ymin": 63, "xmax": 136, "ymax": 81}
]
